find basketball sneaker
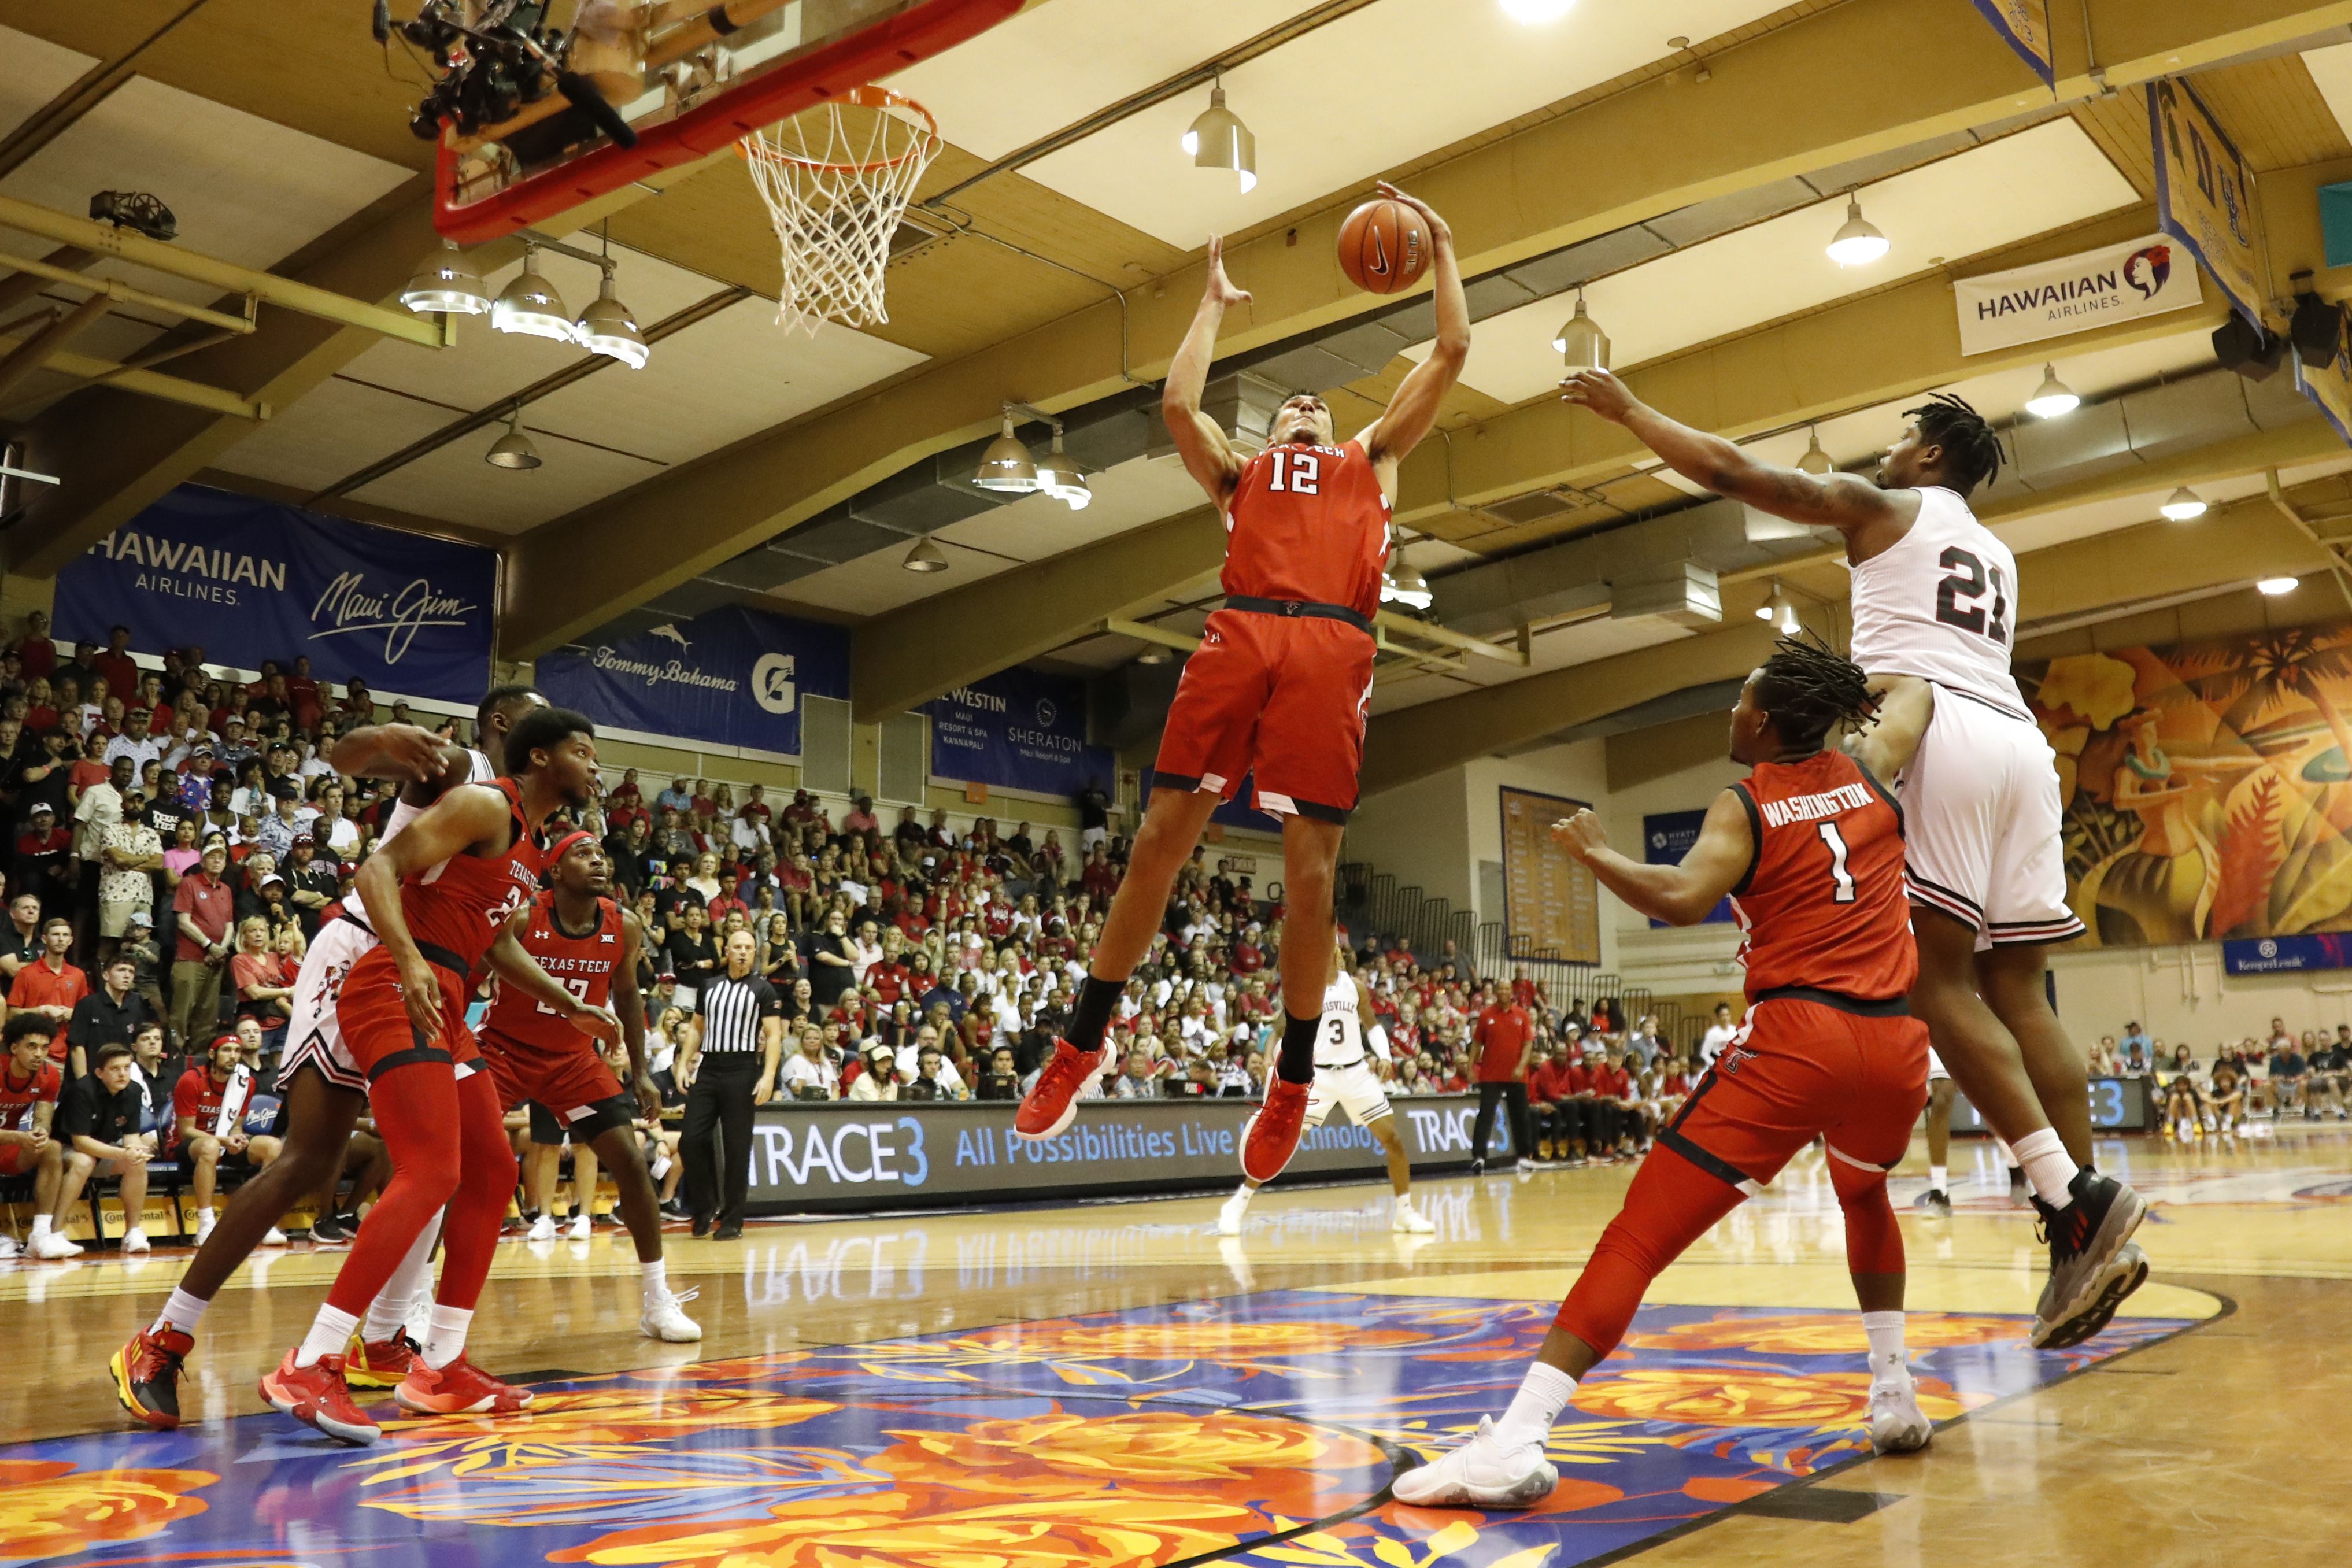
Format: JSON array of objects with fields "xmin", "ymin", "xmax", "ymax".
[
  {"xmin": 343, "ymin": 1330, "xmax": 424, "ymax": 1389},
  {"xmin": 1391, "ymin": 1198, "xmax": 1435, "ymax": 1235},
  {"xmin": 110, "ymin": 1326, "xmax": 192, "ymax": 1430},
  {"xmin": 0, "ymin": 1235, "xmax": 16, "ymax": 1260},
  {"xmin": 121, "ymin": 1227, "xmax": 151, "ymax": 1254},
  {"xmin": 1240, "ymin": 1079, "xmax": 1310, "ymax": 1184},
  {"xmin": 566, "ymin": 1211, "xmax": 592, "ymax": 1241},
  {"xmin": 526, "ymin": 1213, "xmax": 557, "ymax": 1242},
  {"xmin": 258, "ymin": 1352, "xmax": 381, "ymax": 1445},
  {"xmin": 395, "ymin": 1355, "xmax": 534, "ymax": 1415},
  {"xmin": 641, "ymin": 1286, "xmax": 703, "ymax": 1342},
  {"xmin": 2029, "ymin": 1169, "xmax": 2148, "ymax": 1349},
  {"xmin": 1391, "ymin": 1417, "xmax": 1557, "ymax": 1509},
  {"xmin": 1014, "ymin": 1038, "xmax": 1105, "ymax": 1141},
  {"xmin": 1912, "ymin": 1189, "xmax": 1952, "ymax": 1218},
  {"xmin": 1867, "ymin": 1367, "xmax": 1932, "ymax": 1454}
]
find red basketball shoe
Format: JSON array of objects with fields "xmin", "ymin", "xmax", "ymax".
[
  {"xmin": 1241, "ymin": 1078, "xmax": 1311, "ymax": 1184},
  {"xmin": 1014, "ymin": 1037, "xmax": 1105, "ymax": 1141},
  {"xmin": 111, "ymin": 1326, "xmax": 193, "ymax": 1430},
  {"xmin": 344, "ymin": 1330, "xmax": 424, "ymax": 1389},
  {"xmin": 395, "ymin": 1354, "xmax": 534, "ymax": 1415},
  {"xmin": 258, "ymin": 1351, "xmax": 382, "ymax": 1445}
]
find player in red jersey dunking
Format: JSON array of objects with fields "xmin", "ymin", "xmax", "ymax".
[
  {"xmin": 260, "ymin": 707, "xmax": 611, "ymax": 1445},
  {"xmin": 1018, "ymin": 183, "xmax": 1469, "ymax": 1183},
  {"xmin": 1399, "ymin": 638, "xmax": 1936, "ymax": 1509},
  {"xmin": 478, "ymin": 831, "xmax": 699, "ymax": 1341}
]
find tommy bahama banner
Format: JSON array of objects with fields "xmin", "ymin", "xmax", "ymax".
[
  {"xmin": 2022, "ymin": 620, "xmax": 2352, "ymax": 947},
  {"xmin": 537, "ymin": 603, "xmax": 848, "ymax": 757}
]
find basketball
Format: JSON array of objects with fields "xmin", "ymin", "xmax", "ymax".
[{"xmin": 1337, "ymin": 198, "xmax": 1431, "ymax": 294}]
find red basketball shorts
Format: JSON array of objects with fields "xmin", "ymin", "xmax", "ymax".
[
  {"xmin": 1662, "ymin": 994, "xmax": 1928, "ymax": 1190},
  {"xmin": 478, "ymin": 1027, "xmax": 623, "ymax": 1120},
  {"xmin": 0, "ymin": 1141, "xmax": 40, "ymax": 1175},
  {"xmin": 334, "ymin": 943, "xmax": 481, "ymax": 1081},
  {"xmin": 1152, "ymin": 607, "xmax": 1376, "ymax": 823}
]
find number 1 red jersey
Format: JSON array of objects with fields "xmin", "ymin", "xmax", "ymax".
[
  {"xmin": 481, "ymin": 891, "xmax": 622, "ymax": 1065},
  {"xmin": 1221, "ymin": 438, "xmax": 1390, "ymax": 620},
  {"xmin": 1728, "ymin": 750, "xmax": 1914, "ymax": 1001}
]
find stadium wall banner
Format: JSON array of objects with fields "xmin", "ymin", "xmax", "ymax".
[
  {"xmin": 1965, "ymin": 0, "xmax": 2054, "ymax": 90},
  {"xmin": 2293, "ymin": 301, "xmax": 2352, "ymax": 443},
  {"xmin": 536, "ymin": 603, "xmax": 849, "ymax": 757},
  {"xmin": 1952, "ymin": 234, "xmax": 2202, "ymax": 356},
  {"xmin": 741, "ymin": 1094, "xmax": 1511, "ymax": 1213},
  {"xmin": 926, "ymin": 664, "xmax": 1114, "ymax": 797},
  {"xmin": 55, "ymin": 483, "xmax": 497, "ymax": 704},
  {"xmin": 2222, "ymin": 933, "xmax": 2352, "ymax": 974},
  {"xmin": 2149, "ymin": 76, "xmax": 2265, "ymax": 329},
  {"xmin": 2021, "ymin": 617, "xmax": 2352, "ymax": 948},
  {"xmin": 1642, "ymin": 810, "xmax": 1735, "ymax": 928}
]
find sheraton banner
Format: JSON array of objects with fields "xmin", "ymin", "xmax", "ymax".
[
  {"xmin": 926, "ymin": 664, "xmax": 1113, "ymax": 798},
  {"xmin": 1954, "ymin": 234, "xmax": 2202, "ymax": 356},
  {"xmin": 2150, "ymin": 77, "xmax": 2264, "ymax": 329},
  {"xmin": 536, "ymin": 603, "xmax": 848, "ymax": 756},
  {"xmin": 1967, "ymin": 0, "xmax": 2055, "ymax": 90},
  {"xmin": 56, "ymin": 483, "xmax": 496, "ymax": 703}
]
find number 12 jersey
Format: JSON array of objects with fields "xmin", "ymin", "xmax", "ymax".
[{"xmin": 1847, "ymin": 486, "xmax": 2028, "ymax": 717}]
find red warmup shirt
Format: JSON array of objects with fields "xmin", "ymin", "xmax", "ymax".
[
  {"xmin": 1473, "ymin": 1003, "xmax": 1533, "ymax": 1084},
  {"xmin": 1, "ymin": 1060, "xmax": 61, "ymax": 1133},
  {"xmin": 482, "ymin": 892, "xmax": 622, "ymax": 1064},
  {"xmin": 1588, "ymin": 1062, "xmax": 1633, "ymax": 1100},
  {"xmin": 1528, "ymin": 1057, "xmax": 1578, "ymax": 1104},
  {"xmin": 9, "ymin": 960, "xmax": 90, "ymax": 1059},
  {"xmin": 1220, "ymin": 438, "xmax": 1391, "ymax": 620},
  {"xmin": 169, "ymin": 1064, "xmax": 248, "ymax": 1154},
  {"xmin": 1729, "ymin": 750, "xmax": 1914, "ymax": 1001}
]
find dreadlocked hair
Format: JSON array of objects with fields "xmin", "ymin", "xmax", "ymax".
[
  {"xmin": 1903, "ymin": 391, "xmax": 2003, "ymax": 494},
  {"xmin": 1754, "ymin": 632, "xmax": 1878, "ymax": 751}
]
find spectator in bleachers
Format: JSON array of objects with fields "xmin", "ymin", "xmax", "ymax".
[
  {"xmin": 0, "ymin": 892, "xmax": 42, "ymax": 983},
  {"xmin": 169, "ymin": 840, "xmax": 234, "ymax": 1049},
  {"xmin": 40, "ymin": 1040, "xmax": 154, "ymax": 1258},
  {"xmin": 10, "ymin": 915, "xmax": 87, "ymax": 1059},
  {"xmin": 66, "ymin": 951, "xmax": 147, "ymax": 1082}
]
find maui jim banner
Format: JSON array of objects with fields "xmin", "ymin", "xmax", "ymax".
[
  {"xmin": 537, "ymin": 602, "xmax": 848, "ymax": 757},
  {"xmin": 1954, "ymin": 234, "xmax": 2202, "ymax": 356},
  {"xmin": 56, "ymin": 484, "xmax": 495, "ymax": 703},
  {"xmin": 926, "ymin": 664, "xmax": 1113, "ymax": 797},
  {"xmin": 2150, "ymin": 77, "xmax": 2264, "ymax": 330},
  {"xmin": 1967, "ymin": 0, "xmax": 2054, "ymax": 90}
]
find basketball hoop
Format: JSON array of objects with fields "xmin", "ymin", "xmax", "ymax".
[{"xmin": 737, "ymin": 85, "xmax": 940, "ymax": 335}]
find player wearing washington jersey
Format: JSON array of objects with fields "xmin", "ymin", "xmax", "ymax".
[
  {"xmin": 113, "ymin": 688, "xmax": 549, "ymax": 1432},
  {"xmin": 479, "ymin": 832, "xmax": 698, "ymax": 1342},
  {"xmin": 1216, "ymin": 933, "xmax": 1436, "ymax": 1238},
  {"xmin": 1400, "ymin": 639, "xmax": 1933, "ymax": 1512},
  {"xmin": 1560, "ymin": 371, "xmax": 2145, "ymax": 1353},
  {"xmin": 1019, "ymin": 183, "xmax": 1469, "ymax": 1189}
]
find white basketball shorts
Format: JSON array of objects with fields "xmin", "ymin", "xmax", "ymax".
[
  {"xmin": 278, "ymin": 918, "xmax": 378, "ymax": 1095},
  {"xmin": 1898, "ymin": 686, "xmax": 2085, "ymax": 948},
  {"xmin": 1927, "ymin": 1047, "xmax": 1950, "ymax": 1083},
  {"xmin": 1303, "ymin": 1057, "xmax": 1393, "ymax": 1130}
]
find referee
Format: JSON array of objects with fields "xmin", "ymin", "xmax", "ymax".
[{"xmin": 678, "ymin": 928, "xmax": 782, "ymax": 1240}]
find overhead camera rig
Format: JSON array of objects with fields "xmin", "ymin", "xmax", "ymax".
[{"xmin": 377, "ymin": 0, "xmax": 636, "ymax": 149}]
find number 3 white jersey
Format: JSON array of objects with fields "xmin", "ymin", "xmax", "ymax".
[
  {"xmin": 1316, "ymin": 971, "xmax": 1364, "ymax": 1068},
  {"xmin": 1847, "ymin": 487, "xmax": 2029, "ymax": 716}
]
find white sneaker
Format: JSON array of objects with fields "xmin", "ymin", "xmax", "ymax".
[
  {"xmin": 639, "ymin": 1286, "xmax": 702, "ymax": 1342},
  {"xmin": 28, "ymin": 1230, "xmax": 82, "ymax": 1260},
  {"xmin": 0, "ymin": 1234, "xmax": 19, "ymax": 1259},
  {"xmin": 527, "ymin": 1214, "xmax": 557, "ymax": 1242},
  {"xmin": 1391, "ymin": 1417, "xmax": 1556, "ymax": 1510},
  {"xmin": 1215, "ymin": 1189, "xmax": 1251, "ymax": 1238},
  {"xmin": 566, "ymin": 1212, "xmax": 593, "ymax": 1241},
  {"xmin": 1867, "ymin": 1369, "xmax": 1932, "ymax": 1454},
  {"xmin": 194, "ymin": 1214, "xmax": 216, "ymax": 1245},
  {"xmin": 1391, "ymin": 1199, "xmax": 1436, "ymax": 1234},
  {"xmin": 261, "ymin": 1227, "xmax": 289, "ymax": 1248},
  {"xmin": 121, "ymin": 1227, "xmax": 151, "ymax": 1254}
]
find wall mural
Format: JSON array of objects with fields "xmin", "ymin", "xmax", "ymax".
[{"xmin": 2021, "ymin": 619, "xmax": 2352, "ymax": 947}]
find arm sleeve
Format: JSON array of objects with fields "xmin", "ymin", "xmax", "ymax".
[{"xmin": 1366, "ymin": 1022, "xmax": 1391, "ymax": 1062}]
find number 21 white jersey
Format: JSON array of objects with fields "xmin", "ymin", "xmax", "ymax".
[{"xmin": 1847, "ymin": 487, "xmax": 2029, "ymax": 716}]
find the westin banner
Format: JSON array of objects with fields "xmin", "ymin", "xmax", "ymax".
[
  {"xmin": 927, "ymin": 664, "xmax": 1113, "ymax": 797},
  {"xmin": 56, "ymin": 484, "xmax": 496, "ymax": 703},
  {"xmin": 537, "ymin": 603, "xmax": 848, "ymax": 757},
  {"xmin": 1954, "ymin": 234, "xmax": 2202, "ymax": 357}
]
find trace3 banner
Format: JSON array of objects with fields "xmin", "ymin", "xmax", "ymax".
[
  {"xmin": 536, "ymin": 602, "xmax": 849, "ymax": 756},
  {"xmin": 55, "ymin": 483, "xmax": 497, "ymax": 703},
  {"xmin": 926, "ymin": 664, "xmax": 1114, "ymax": 797}
]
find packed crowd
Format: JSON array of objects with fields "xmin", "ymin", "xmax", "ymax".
[{"xmin": 2088, "ymin": 1017, "xmax": 2352, "ymax": 1140}]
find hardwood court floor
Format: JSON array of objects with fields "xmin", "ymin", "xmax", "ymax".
[{"xmin": 3, "ymin": 1123, "xmax": 2347, "ymax": 1568}]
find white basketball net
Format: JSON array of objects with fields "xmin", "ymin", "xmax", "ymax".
[{"xmin": 739, "ymin": 87, "xmax": 939, "ymax": 335}]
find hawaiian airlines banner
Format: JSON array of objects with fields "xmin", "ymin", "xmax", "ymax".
[
  {"xmin": 2150, "ymin": 77, "xmax": 2265, "ymax": 329},
  {"xmin": 1967, "ymin": 0, "xmax": 2054, "ymax": 90},
  {"xmin": 926, "ymin": 664, "xmax": 1112, "ymax": 798},
  {"xmin": 1954, "ymin": 234, "xmax": 2202, "ymax": 356},
  {"xmin": 536, "ymin": 603, "xmax": 849, "ymax": 757},
  {"xmin": 56, "ymin": 483, "xmax": 495, "ymax": 703}
]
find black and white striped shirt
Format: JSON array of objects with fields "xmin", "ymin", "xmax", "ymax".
[{"xmin": 695, "ymin": 971, "xmax": 782, "ymax": 1057}]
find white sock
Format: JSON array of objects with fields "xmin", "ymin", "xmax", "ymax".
[
  {"xmin": 641, "ymin": 1259, "xmax": 668, "ymax": 1303},
  {"xmin": 29, "ymin": 1214, "xmax": 50, "ymax": 1239},
  {"xmin": 363, "ymin": 1210, "xmax": 446, "ymax": 1341},
  {"xmin": 1229, "ymin": 1183, "xmax": 1254, "ymax": 1208},
  {"xmin": 296, "ymin": 1304, "xmax": 361, "ymax": 1369},
  {"xmin": 1928, "ymin": 1164, "xmax": 1947, "ymax": 1193},
  {"xmin": 199, "ymin": 1206, "xmax": 215, "ymax": 1222},
  {"xmin": 1491, "ymin": 1362, "xmax": 1577, "ymax": 1449},
  {"xmin": 2010, "ymin": 1127, "xmax": 2078, "ymax": 1208},
  {"xmin": 421, "ymin": 1304, "xmax": 474, "ymax": 1370},
  {"xmin": 1861, "ymin": 1310, "xmax": 1907, "ymax": 1385},
  {"xmin": 153, "ymin": 1287, "xmax": 210, "ymax": 1336}
]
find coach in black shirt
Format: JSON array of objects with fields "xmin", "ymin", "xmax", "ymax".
[{"xmin": 678, "ymin": 929, "xmax": 782, "ymax": 1240}]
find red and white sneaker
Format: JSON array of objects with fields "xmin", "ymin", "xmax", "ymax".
[
  {"xmin": 1241, "ymin": 1079, "xmax": 1311, "ymax": 1184},
  {"xmin": 395, "ymin": 1354, "xmax": 534, "ymax": 1415},
  {"xmin": 343, "ymin": 1330, "xmax": 424, "ymax": 1389},
  {"xmin": 1014, "ymin": 1038, "xmax": 1105, "ymax": 1141},
  {"xmin": 258, "ymin": 1351, "xmax": 382, "ymax": 1445}
]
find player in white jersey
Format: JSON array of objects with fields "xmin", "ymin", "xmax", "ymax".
[
  {"xmin": 1219, "ymin": 934, "xmax": 1435, "ymax": 1236},
  {"xmin": 113, "ymin": 689, "xmax": 550, "ymax": 1430},
  {"xmin": 1561, "ymin": 371, "xmax": 2145, "ymax": 1352}
]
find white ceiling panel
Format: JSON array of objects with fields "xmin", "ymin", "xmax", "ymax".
[
  {"xmin": 0, "ymin": 27, "xmax": 97, "ymax": 143},
  {"xmin": 937, "ymin": 453, "xmax": 1210, "ymax": 557},
  {"xmin": 1411, "ymin": 119, "xmax": 2140, "ymax": 405},
  {"xmin": 1367, "ymin": 615, "xmax": 1694, "ymax": 715},
  {"xmin": 935, "ymin": 0, "xmax": 1783, "ymax": 247},
  {"xmin": 346, "ymin": 427, "xmax": 664, "ymax": 534},
  {"xmin": 1998, "ymin": 456, "xmax": 2352, "ymax": 557},
  {"xmin": 783, "ymin": 534, "xmax": 1026, "ymax": 617},
  {"xmin": 209, "ymin": 376, "xmax": 464, "ymax": 495},
  {"xmin": 2303, "ymin": 42, "xmax": 2352, "ymax": 144}
]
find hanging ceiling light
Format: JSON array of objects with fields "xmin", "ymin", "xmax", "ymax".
[
  {"xmin": 1826, "ymin": 194, "xmax": 1889, "ymax": 267},
  {"xmin": 1137, "ymin": 645, "xmax": 1173, "ymax": 664},
  {"xmin": 2258, "ymin": 575, "xmax": 2299, "ymax": 596},
  {"xmin": 1755, "ymin": 580, "xmax": 1799, "ymax": 632},
  {"xmin": 492, "ymin": 243, "xmax": 573, "ymax": 340},
  {"xmin": 972, "ymin": 412, "xmax": 1040, "ymax": 492},
  {"xmin": 1796, "ymin": 427, "xmax": 1834, "ymax": 475},
  {"xmin": 2159, "ymin": 486, "xmax": 2207, "ymax": 521},
  {"xmin": 1499, "ymin": 0, "xmax": 1577, "ymax": 19},
  {"xmin": 485, "ymin": 408, "xmax": 541, "ymax": 470},
  {"xmin": 1033, "ymin": 432, "xmax": 1091, "ymax": 509},
  {"xmin": 2025, "ymin": 363, "xmax": 2079, "ymax": 417},
  {"xmin": 401, "ymin": 239, "xmax": 491, "ymax": 315},
  {"xmin": 1552, "ymin": 288, "xmax": 1609, "ymax": 370},
  {"xmin": 902, "ymin": 535, "xmax": 951, "ymax": 572},
  {"xmin": 1381, "ymin": 560, "xmax": 1434, "ymax": 610},
  {"xmin": 574, "ymin": 265, "xmax": 648, "ymax": 368},
  {"xmin": 1182, "ymin": 77, "xmax": 1256, "ymax": 193}
]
